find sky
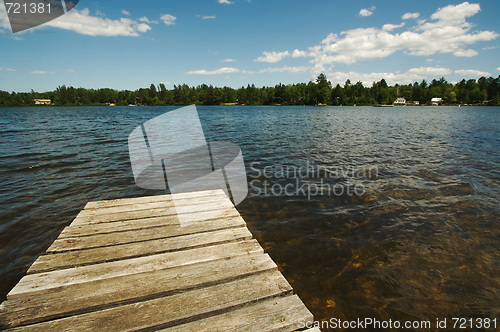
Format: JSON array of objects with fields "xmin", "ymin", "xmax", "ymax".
[{"xmin": 0, "ymin": 0, "xmax": 499, "ymax": 92}]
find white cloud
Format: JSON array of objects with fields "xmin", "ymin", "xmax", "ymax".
[
  {"xmin": 196, "ymin": 14, "xmax": 216, "ymax": 19},
  {"xmin": 254, "ymin": 51, "xmax": 290, "ymax": 63},
  {"xmin": 139, "ymin": 17, "xmax": 159, "ymax": 24},
  {"xmin": 359, "ymin": 6, "xmax": 376, "ymax": 17},
  {"xmin": 497, "ymin": 67, "xmax": 500, "ymax": 72},
  {"xmin": 453, "ymin": 49, "xmax": 479, "ymax": 57},
  {"xmin": 29, "ymin": 70, "xmax": 55, "ymax": 74},
  {"xmin": 427, "ymin": 59, "xmax": 433, "ymax": 62},
  {"xmin": 122, "ymin": 10, "xmax": 130, "ymax": 16},
  {"xmin": 160, "ymin": 81, "xmax": 171, "ymax": 85},
  {"xmin": 291, "ymin": 49, "xmax": 308, "ymax": 58},
  {"xmin": 265, "ymin": 2, "xmax": 498, "ymax": 73},
  {"xmin": 454, "ymin": 69, "xmax": 491, "ymax": 77},
  {"xmin": 259, "ymin": 66, "xmax": 311, "ymax": 74},
  {"xmin": 406, "ymin": 67, "xmax": 451, "ymax": 76},
  {"xmin": 326, "ymin": 66, "xmax": 452, "ymax": 86},
  {"xmin": 219, "ymin": 0, "xmax": 233, "ymax": 4},
  {"xmin": 43, "ymin": 8, "xmax": 151, "ymax": 36},
  {"xmin": 160, "ymin": 14, "xmax": 176, "ymax": 26},
  {"xmin": 322, "ymin": 33, "xmax": 338, "ymax": 44},
  {"xmin": 427, "ymin": 2, "xmax": 479, "ymax": 28},
  {"xmin": 7, "ymin": 68, "xmax": 16, "ymax": 72},
  {"xmin": 136, "ymin": 23, "xmax": 151, "ymax": 33},
  {"xmin": 402, "ymin": 12, "xmax": 420, "ymax": 20},
  {"xmin": 185, "ymin": 67, "xmax": 241, "ymax": 75},
  {"xmin": 65, "ymin": 69, "xmax": 75, "ymax": 73},
  {"xmin": 382, "ymin": 22, "xmax": 405, "ymax": 31},
  {"xmin": 221, "ymin": 58, "xmax": 237, "ymax": 62},
  {"xmin": 482, "ymin": 46, "xmax": 498, "ymax": 50}
]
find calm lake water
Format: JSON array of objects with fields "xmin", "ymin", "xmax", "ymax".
[{"xmin": 1, "ymin": 105, "xmax": 499, "ymax": 330}]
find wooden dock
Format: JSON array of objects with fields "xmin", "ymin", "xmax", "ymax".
[{"xmin": 0, "ymin": 189, "xmax": 316, "ymax": 331}]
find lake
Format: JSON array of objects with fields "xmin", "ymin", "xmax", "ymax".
[{"xmin": 1, "ymin": 105, "xmax": 499, "ymax": 330}]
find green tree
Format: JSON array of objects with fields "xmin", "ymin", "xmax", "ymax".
[
  {"xmin": 57, "ymin": 85, "xmax": 68, "ymax": 105},
  {"xmin": 68, "ymin": 86, "xmax": 76, "ymax": 104},
  {"xmin": 149, "ymin": 84, "xmax": 157, "ymax": 99}
]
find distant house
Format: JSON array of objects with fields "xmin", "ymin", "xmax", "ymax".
[
  {"xmin": 34, "ymin": 99, "xmax": 51, "ymax": 105},
  {"xmin": 431, "ymin": 97, "xmax": 442, "ymax": 105},
  {"xmin": 394, "ymin": 97, "xmax": 406, "ymax": 105},
  {"xmin": 414, "ymin": 101, "xmax": 420, "ymax": 105}
]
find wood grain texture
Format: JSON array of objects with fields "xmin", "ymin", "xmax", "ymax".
[
  {"xmin": 159, "ymin": 295, "xmax": 314, "ymax": 332},
  {"xmin": 1, "ymin": 253, "xmax": 276, "ymax": 329},
  {"xmin": 84, "ymin": 189, "xmax": 225, "ymax": 209},
  {"xmin": 2, "ymin": 190, "xmax": 315, "ymax": 332},
  {"xmin": 71, "ymin": 202, "xmax": 235, "ymax": 226},
  {"xmin": 47, "ymin": 214, "xmax": 246, "ymax": 253},
  {"xmin": 29, "ymin": 227, "xmax": 252, "ymax": 274},
  {"xmin": 81, "ymin": 191, "xmax": 229, "ymax": 217},
  {"xmin": 59, "ymin": 207, "xmax": 241, "ymax": 238},
  {"xmin": 6, "ymin": 271, "xmax": 292, "ymax": 332},
  {"xmin": 9, "ymin": 240, "xmax": 263, "ymax": 299}
]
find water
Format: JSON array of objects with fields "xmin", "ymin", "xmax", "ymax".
[{"xmin": 1, "ymin": 105, "xmax": 499, "ymax": 330}]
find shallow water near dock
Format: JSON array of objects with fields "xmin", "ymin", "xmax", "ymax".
[{"xmin": 1, "ymin": 105, "xmax": 499, "ymax": 331}]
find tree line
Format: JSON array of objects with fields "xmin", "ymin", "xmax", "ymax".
[{"xmin": 1, "ymin": 73, "xmax": 499, "ymax": 107}]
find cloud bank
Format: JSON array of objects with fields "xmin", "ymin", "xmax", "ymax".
[{"xmin": 254, "ymin": 2, "xmax": 498, "ymax": 74}]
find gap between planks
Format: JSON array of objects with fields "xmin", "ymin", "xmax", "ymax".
[
  {"xmin": 1, "ymin": 253, "xmax": 277, "ymax": 328},
  {"xmin": 9, "ymin": 240, "xmax": 263, "ymax": 299},
  {"xmin": 29, "ymin": 227, "xmax": 253, "ymax": 274},
  {"xmin": 2, "ymin": 190, "xmax": 315, "ymax": 331},
  {"xmin": 5, "ymin": 271, "xmax": 298, "ymax": 332}
]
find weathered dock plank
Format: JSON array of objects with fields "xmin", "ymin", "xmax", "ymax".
[
  {"xmin": 72, "ymin": 199, "xmax": 234, "ymax": 225},
  {"xmin": 47, "ymin": 217, "xmax": 247, "ymax": 253},
  {"xmin": 0, "ymin": 189, "xmax": 315, "ymax": 331},
  {"xmin": 79, "ymin": 190, "xmax": 228, "ymax": 216},
  {"xmin": 11, "ymin": 240, "xmax": 262, "ymax": 299},
  {"xmin": 84, "ymin": 189, "xmax": 223, "ymax": 209},
  {"xmin": 159, "ymin": 295, "xmax": 313, "ymax": 332},
  {"xmin": 28, "ymin": 227, "xmax": 252, "ymax": 273},
  {"xmin": 1, "ymin": 254, "xmax": 276, "ymax": 327},
  {"xmin": 59, "ymin": 208, "xmax": 242, "ymax": 238},
  {"xmin": 6, "ymin": 272, "xmax": 292, "ymax": 332}
]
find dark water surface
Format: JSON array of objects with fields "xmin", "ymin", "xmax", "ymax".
[{"xmin": 1, "ymin": 106, "xmax": 499, "ymax": 330}]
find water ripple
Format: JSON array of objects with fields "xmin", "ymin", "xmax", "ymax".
[{"xmin": 1, "ymin": 105, "xmax": 499, "ymax": 330}]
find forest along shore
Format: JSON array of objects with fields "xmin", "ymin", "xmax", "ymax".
[{"xmin": 1, "ymin": 73, "xmax": 499, "ymax": 107}]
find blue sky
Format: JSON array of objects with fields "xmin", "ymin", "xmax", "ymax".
[{"xmin": 0, "ymin": 0, "xmax": 499, "ymax": 92}]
